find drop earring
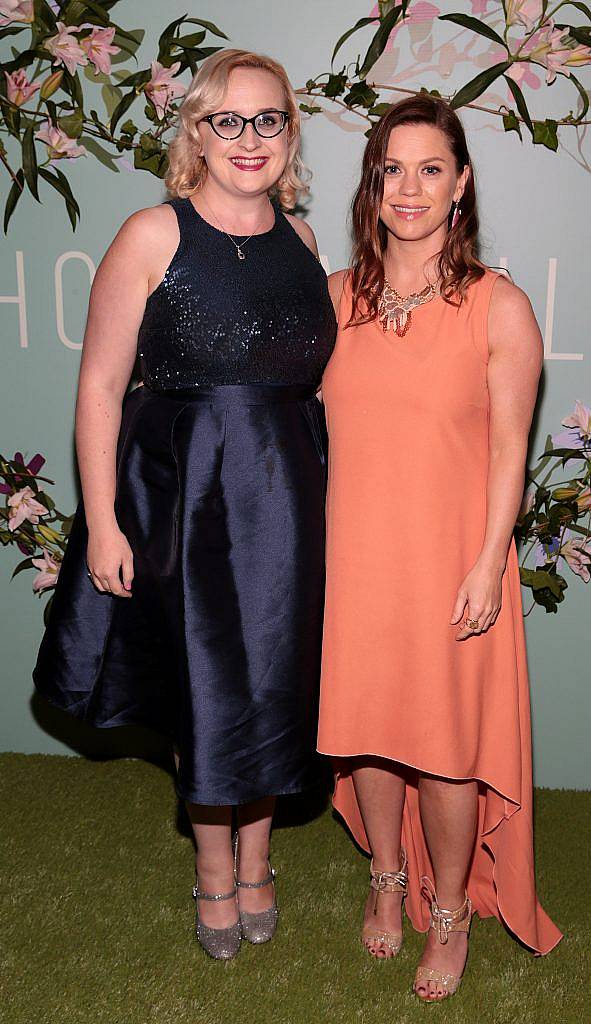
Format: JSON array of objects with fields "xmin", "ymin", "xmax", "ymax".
[{"xmin": 451, "ymin": 201, "xmax": 462, "ymax": 229}]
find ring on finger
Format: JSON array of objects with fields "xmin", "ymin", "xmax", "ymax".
[{"xmin": 465, "ymin": 617, "xmax": 480, "ymax": 630}]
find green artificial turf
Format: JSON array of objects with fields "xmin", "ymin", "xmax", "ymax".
[{"xmin": 0, "ymin": 752, "xmax": 588, "ymax": 1024}]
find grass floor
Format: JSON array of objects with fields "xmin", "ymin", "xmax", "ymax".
[{"xmin": 0, "ymin": 753, "xmax": 588, "ymax": 1024}]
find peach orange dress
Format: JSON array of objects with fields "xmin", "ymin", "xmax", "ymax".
[{"xmin": 317, "ymin": 269, "xmax": 562, "ymax": 955}]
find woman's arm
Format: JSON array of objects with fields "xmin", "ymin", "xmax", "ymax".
[
  {"xmin": 451, "ymin": 275, "xmax": 543, "ymax": 639},
  {"xmin": 76, "ymin": 203, "xmax": 178, "ymax": 596}
]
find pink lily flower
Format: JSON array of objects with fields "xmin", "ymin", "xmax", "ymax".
[
  {"xmin": 545, "ymin": 27, "xmax": 591, "ymax": 83},
  {"xmin": 506, "ymin": 61, "xmax": 542, "ymax": 91},
  {"xmin": 45, "ymin": 21, "xmax": 88, "ymax": 76},
  {"xmin": 563, "ymin": 400, "xmax": 591, "ymax": 439},
  {"xmin": 505, "ymin": 0, "xmax": 544, "ymax": 32},
  {"xmin": 145, "ymin": 61, "xmax": 187, "ymax": 119},
  {"xmin": 560, "ymin": 530, "xmax": 591, "ymax": 583},
  {"xmin": 36, "ymin": 120, "xmax": 86, "ymax": 160},
  {"xmin": 80, "ymin": 26, "xmax": 120, "ymax": 76},
  {"xmin": 4, "ymin": 69, "xmax": 40, "ymax": 107},
  {"xmin": 0, "ymin": 0, "xmax": 33, "ymax": 26},
  {"xmin": 7, "ymin": 485, "xmax": 49, "ymax": 532},
  {"xmin": 32, "ymin": 548, "xmax": 61, "ymax": 593}
]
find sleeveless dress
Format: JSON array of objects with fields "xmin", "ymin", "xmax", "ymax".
[
  {"xmin": 33, "ymin": 198, "xmax": 337, "ymax": 806},
  {"xmin": 317, "ymin": 270, "xmax": 562, "ymax": 954}
]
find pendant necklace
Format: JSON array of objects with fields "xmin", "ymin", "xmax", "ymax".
[
  {"xmin": 199, "ymin": 196, "xmax": 272, "ymax": 261},
  {"xmin": 378, "ymin": 278, "xmax": 438, "ymax": 337}
]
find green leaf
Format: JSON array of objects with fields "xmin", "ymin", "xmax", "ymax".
[
  {"xmin": 3, "ymin": 168, "xmax": 24, "ymax": 233},
  {"xmin": 451, "ymin": 61, "xmax": 512, "ymax": 109},
  {"xmin": 38, "ymin": 166, "xmax": 80, "ymax": 231},
  {"xmin": 120, "ymin": 118, "xmax": 137, "ymax": 137},
  {"xmin": 82, "ymin": 136, "xmax": 120, "ymax": 172},
  {"xmin": 174, "ymin": 31, "xmax": 206, "ymax": 49},
  {"xmin": 101, "ymin": 83, "xmax": 123, "ymax": 119},
  {"xmin": 505, "ymin": 74, "xmax": 534, "ymax": 136},
  {"xmin": 22, "ymin": 125, "xmax": 39, "ymax": 200},
  {"xmin": 360, "ymin": 4, "xmax": 407, "ymax": 78},
  {"xmin": 58, "ymin": 108, "xmax": 84, "ymax": 139},
  {"xmin": 503, "ymin": 110, "xmax": 522, "ymax": 139},
  {"xmin": 110, "ymin": 89, "xmax": 137, "ymax": 134},
  {"xmin": 344, "ymin": 81, "xmax": 379, "ymax": 109},
  {"xmin": 11, "ymin": 556, "xmax": 35, "ymax": 579},
  {"xmin": 299, "ymin": 103, "xmax": 323, "ymax": 115},
  {"xmin": 0, "ymin": 26, "xmax": 26, "ymax": 41},
  {"xmin": 112, "ymin": 26, "xmax": 145, "ymax": 52},
  {"xmin": 117, "ymin": 68, "xmax": 151, "ymax": 89},
  {"xmin": 33, "ymin": 0, "xmax": 57, "ymax": 32},
  {"xmin": 183, "ymin": 17, "xmax": 228, "ymax": 40},
  {"xmin": 567, "ymin": 25, "xmax": 591, "ymax": 46},
  {"xmin": 323, "ymin": 72, "xmax": 348, "ymax": 99},
  {"xmin": 134, "ymin": 143, "xmax": 168, "ymax": 179},
  {"xmin": 439, "ymin": 13, "xmax": 507, "ymax": 48},
  {"xmin": 532, "ymin": 118, "xmax": 558, "ymax": 151},
  {"xmin": 331, "ymin": 16, "xmax": 378, "ymax": 67},
  {"xmin": 569, "ymin": 72, "xmax": 590, "ymax": 122},
  {"xmin": 67, "ymin": 0, "xmax": 110, "ymax": 26},
  {"xmin": 368, "ymin": 102, "xmax": 393, "ymax": 118}
]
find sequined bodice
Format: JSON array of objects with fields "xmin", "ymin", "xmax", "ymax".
[{"xmin": 137, "ymin": 198, "xmax": 336, "ymax": 389}]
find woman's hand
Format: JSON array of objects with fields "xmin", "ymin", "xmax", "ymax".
[
  {"xmin": 87, "ymin": 524, "xmax": 134, "ymax": 598},
  {"xmin": 450, "ymin": 559, "xmax": 504, "ymax": 640}
]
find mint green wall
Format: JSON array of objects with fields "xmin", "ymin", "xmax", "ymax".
[{"xmin": 1, "ymin": 1, "xmax": 589, "ymax": 787}]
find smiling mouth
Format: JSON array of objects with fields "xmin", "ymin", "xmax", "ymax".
[
  {"xmin": 229, "ymin": 157, "xmax": 270, "ymax": 171},
  {"xmin": 393, "ymin": 204, "xmax": 430, "ymax": 220}
]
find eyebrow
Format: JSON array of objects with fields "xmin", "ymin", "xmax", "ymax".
[
  {"xmin": 385, "ymin": 156, "xmax": 447, "ymax": 163},
  {"xmin": 216, "ymin": 107, "xmax": 282, "ymax": 115}
]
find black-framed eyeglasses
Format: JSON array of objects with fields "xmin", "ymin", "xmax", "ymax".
[{"xmin": 201, "ymin": 109, "xmax": 290, "ymax": 140}]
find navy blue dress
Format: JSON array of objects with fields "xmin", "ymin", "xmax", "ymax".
[{"xmin": 33, "ymin": 198, "xmax": 337, "ymax": 805}]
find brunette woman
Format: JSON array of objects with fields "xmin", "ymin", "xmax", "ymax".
[
  {"xmin": 33, "ymin": 49, "xmax": 336, "ymax": 960},
  {"xmin": 317, "ymin": 95, "xmax": 561, "ymax": 1001}
]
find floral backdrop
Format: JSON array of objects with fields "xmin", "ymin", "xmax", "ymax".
[{"xmin": 1, "ymin": 0, "xmax": 590, "ymax": 619}]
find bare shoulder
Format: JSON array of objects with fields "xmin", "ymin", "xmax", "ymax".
[
  {"xmin": 283, "ymin": 212, "xmax": 319, "ymax": 256},
  {"xmin": 489, "ymin": 272, "xmax": 535, "ymax": 323},
  {"xmin": 488, "ymin": 272, "xmax": 542, "ymax": 356},
  {"xmin": 115, "ymin": 202, "xmax": 178, "ymax": 251}
]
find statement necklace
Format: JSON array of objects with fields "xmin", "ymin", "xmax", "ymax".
[
  {"xmin": 378, "ymin": 278, "xmax": 437, "ymax": 337},
  {"xmin": 200, "ymin": 196, "xmax": 272, "ymax": 261}
]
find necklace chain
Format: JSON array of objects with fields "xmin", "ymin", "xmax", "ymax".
[
  {"xmin": 199, "ymin": 195, "xmax": 272, "ymax": 261},
  {"xmin": 378, "ymin": 278, "xmax": 438, "ymax": 338}
]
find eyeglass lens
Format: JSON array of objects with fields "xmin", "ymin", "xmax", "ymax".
[{"xmin": 210, "ymin": 111, "xmax": 286, "ymax": 139}]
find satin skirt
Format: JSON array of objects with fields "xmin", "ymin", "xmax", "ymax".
[{"xmin": 33, "ymin": 384, "xmax": 329, "ymax": 805}]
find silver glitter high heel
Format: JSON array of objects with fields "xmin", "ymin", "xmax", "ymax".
[
  {"xmin": 192, "ymin": 882, "xmax": 242, "ymax": 960},
  {"xmin": 234, "ymin": 835, "xmax": 279, "ymax": 944}
]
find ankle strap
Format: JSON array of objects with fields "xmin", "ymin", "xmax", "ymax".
[
  {"xmin": 420, "ymin": 876, "xmax": 472, "ymax": 944},
  {"xmin": 192, "ymin": 884, "xmax": 236, "ymax": 902},
  {"xmin": 369, "ymin": 847, "xmax": 408, "ymax": 894},
  {"xmin": 236, "ymin": 867, "xmax": 276, "ymax": 889}
]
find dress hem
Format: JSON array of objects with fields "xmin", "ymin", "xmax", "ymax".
[{"xmin": 319, "ymin": 745, "xmax": 563, "ymax": 957}]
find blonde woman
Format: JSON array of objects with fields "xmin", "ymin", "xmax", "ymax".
[{"xmin": 33, "ymin": 50, "xmax": 336, "ymax": 960}]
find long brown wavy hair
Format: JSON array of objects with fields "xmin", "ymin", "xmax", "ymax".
[{"xmin": 348, "ymin": 95, "xmax": 486, "ymax": 326}]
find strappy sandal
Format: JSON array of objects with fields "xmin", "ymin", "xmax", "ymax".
[
  {"xmin": 361, "ymin": 847, "xmax": 408, "ymax": 958},
  {"xmin": 234, "ymin": 834, "xmax": 279, "ymax": 944},
  {"xmin": 192, "ymin": 882, "xmax": 242, "ymax": 960},
  {"xmin": 413, "ymin": 876, "xmax": 472, "ymax": 1001}
]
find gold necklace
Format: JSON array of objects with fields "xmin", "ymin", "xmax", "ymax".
[
  {"xmin": 199, "ymin": 195, "xmax": 272, "ymax": 261},
  {"xmin": 378, "ymin": 279, "xmax": 438, "ymax": 337}
]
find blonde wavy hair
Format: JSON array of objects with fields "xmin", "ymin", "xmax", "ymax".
[{"xmin": 166, "ymin": 49, "xmax": 309, "ymax": 211}]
